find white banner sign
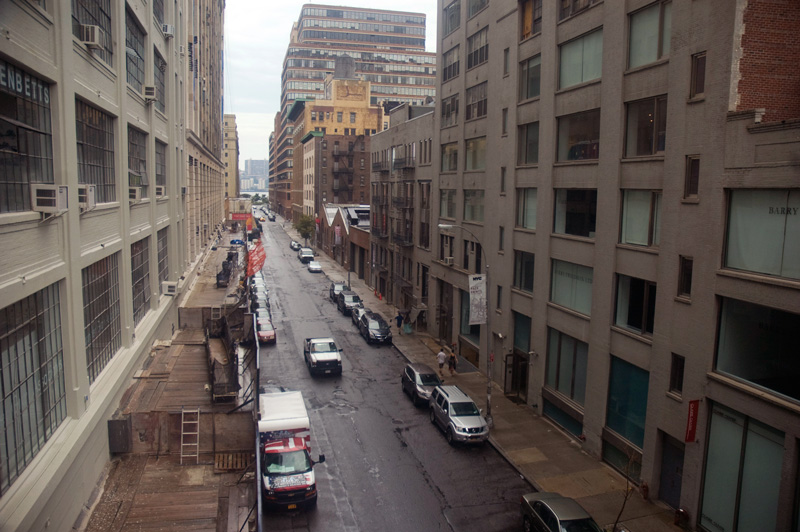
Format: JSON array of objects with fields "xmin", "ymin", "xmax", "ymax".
[{"xmin": 469, "ymin": 274, "xmax": 487, "ymax": 325}]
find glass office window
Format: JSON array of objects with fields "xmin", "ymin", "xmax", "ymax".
[
  {"xmin": 607, "ymin": 356, "xmax": 649, "ymax": 448},
  {"xmin": 559, "ymin": 29, "xmax": 603, "ymax": 89},
  {"xmin": 550, "ymin": 259, "xmax": 593, "ymax": 315},
  {"xmin": 725, "ymin": 189, "xmax": 800, "ymax": 280},
  {"xmin": 83, "ymin": 253, "xmax": 121, "ymax": 382},
  {"xmin": 516, "ymin": 188, "xmax": 537, "ymax": 229}
]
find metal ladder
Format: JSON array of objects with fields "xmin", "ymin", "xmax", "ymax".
[{"xmin": 180, "ymin": 407, "xmax": 200, "ymax": 464}]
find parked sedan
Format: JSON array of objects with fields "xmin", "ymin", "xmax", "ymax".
[
  {"xmin": 289, "ymin": 240, "xmax": 302, "ymax": 251},
  {"xmin": 520, "ymin": 492, "xmax": 603, "ymax": 532},
  {"xmin": 307, "ymin": 260, "xmax": 323, "ymax": 273},
  {"xmin": 401, "ymin": 363, "xmax": 441, "ymax": 406},
  {"xmin": 358, "ymin": 311, "xmax": 392, "ymax": 345},
  {"xmin": 351, "ymin": 306, "xmax": 368, "ymax": 327},
  {"xmin": 329, "ymin": 282, "xmax": 349, "ymax": 302},
  {"xmin": 256, "ymin": 319, "xmax": 276, "ymax": 344}
]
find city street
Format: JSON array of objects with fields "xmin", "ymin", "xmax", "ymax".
[{"xmin": 256, "ymin": 221, "xmax": 532, "ymax": 532}]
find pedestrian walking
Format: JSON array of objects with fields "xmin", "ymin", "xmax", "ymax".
[
  {"xmin": 437, "ymin": 348, "xmax": 447, "ymax": 377},
  {"xmin": 447, "ymin": 351, "xmax": 457, "ymax": 376},
  {"xmin": 395, "ymin": 312, "xmax": 404, "ymax": 335}
]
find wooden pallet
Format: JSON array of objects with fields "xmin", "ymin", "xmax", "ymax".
[{"xmin": 214, "ymin": 452, "xmax": 253, "ymax": 472}]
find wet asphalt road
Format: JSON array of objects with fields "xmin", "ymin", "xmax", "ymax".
[{"xmin": 256, "ymin": 220, "xmax": 532, "ymax": 532}]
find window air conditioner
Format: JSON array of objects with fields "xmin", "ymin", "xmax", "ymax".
[
  {"xmin": 162, "ymin": 24, "xmax": 175, "ymax": 38},
  {"xmin": 443, "ymin": 256, "xmax": 454, "ymax": 266},
  {"xmin": 30, "ymin": 184, "xmax": 69, "ymax": 214},
  {"xmin": 162, "ymin": 281, "xmax": 178, "ymax": 296},
  {"xmin": 80, "ymin": 25, "xmax": 103, "ymax": 50},
  {"xmin": 78, "ymin": 184, "xmax": 96, "ymax": 211},
  {"xmin": 143, "ymin": 86, "xmax": 157, "ymax": 102},
  {"xmin": 179, "ymin": 45, "xmax": 185, "ymax": 56},
  {"xmin": 155, "ymin": 185, "xmax": 166, "ymax": 197},
  {"xmin": 129, "ymin": 186, "xmax": 142, "ymax": 202}
]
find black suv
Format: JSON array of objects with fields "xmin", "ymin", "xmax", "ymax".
[
  {"xmin": 337, "ymin": 290, "xmax": 363, "ymax": 316},
  {"xmin": 358, "ymin": 311, "xmax": 392, "ymax": 345}
]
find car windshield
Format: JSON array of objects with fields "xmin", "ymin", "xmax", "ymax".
[
  {"xmin": 561, "ymin": 519, "xmax": 604, "ymax": 532},
  {"xmin": 345, "ymin": 295, "xmax": 360, "ymax": 303},
  {"xmin": 368, "ymin": 319, "xmax": 385, "ymax": 330},
  {"xmin": 451, "ymin": 402, "xmax": 480, "ymax": 416},
  {"xmin": 263, "ymin": 449, "xmax": 311, "ymax": 475},
  {"xmin": 417, "ymin": 373, "xmax": 440, "ymax": 386},
  {"xmin": 312, "ymin": 342, "xmax": 336, "ymax": 352}
]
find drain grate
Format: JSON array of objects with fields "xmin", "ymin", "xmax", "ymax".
[{"xmin": 214, "ymin": 452, "xmax": 253, "ymax": 472}]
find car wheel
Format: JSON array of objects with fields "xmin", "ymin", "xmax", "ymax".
[
  {"xmin": 446, "ymin": 427, "xmax": 456, "ymax": 446},
  {"xmin": 522, "ymin": 516, "xmax": 532, "ymax": 532},
  {"xmin": 429, "ymin": 408, "xmax": 436, "ymax": 425}
]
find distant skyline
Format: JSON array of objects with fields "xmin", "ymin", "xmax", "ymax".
[{"xmin": 223, "ymin": 1, "xmax": 438, "ymax": 163}]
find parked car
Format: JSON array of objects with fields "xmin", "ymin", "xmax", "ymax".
[
  {"xmin": 351, "ymin": 306, "xmax": 368, "ymax": 327},
  {"xmin": 256, "ymin": 320, "xmax": 276, "ymax": 344},
  {"xmin": 329, "ymin": 282, "xmax": 349, "ymax": 302},
  {"xmin": 520, "ymin": 492, "xmax": 603, "ymax": 532},
  {"xmin": 307, "ymin": 260, "xmax": 323, "ymax": 273},
  {"xmin": 357, "ymin": 311, "xmax": 392, "ymax": 345},
  {"xmin": 429, "ymin": 385, "xmax": 489, "ymax": 445},
  {"xmin": 401, "ymin": 363, "xmax": 441, "ymax": 406},
  {"xmin": 336, "ymin": 290, "xmax": 363, "ymax": 315},
  {"xmin": 290, "ymin": 240, "xmax": 302, "ymax": 251},
  {"xmin": 268, "ymin": 212, "xmax": 276, "ymax": 221},
  {"xmin": 255, "ymin": 309, "xmax": 271, "ymax": 322},
  {"xmin": 298, "ymin": 247, "xmax": 314, "ymax": 263}
]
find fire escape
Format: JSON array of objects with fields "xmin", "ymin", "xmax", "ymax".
[{"xmin": 331, "ymin": 135, "xmax": 363, "ymax": 203}]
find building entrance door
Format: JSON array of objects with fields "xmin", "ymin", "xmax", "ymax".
[
  {"xmin": 503, "ymin": 350, "xmax": 529, "ymax": 402},
  {"xmin": 659, "ymin": 433, "xmax": 684, "ymax": 509}
]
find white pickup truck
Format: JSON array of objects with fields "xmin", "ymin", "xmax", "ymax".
[{"xmin": 303, "ymin": 337, "xmax": 342, "ymax": 376}]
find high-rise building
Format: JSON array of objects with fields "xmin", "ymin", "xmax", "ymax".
[
  {"xmin": 289, "ymin": 64, "xmax": 384, "ymax": 223},
  {"xmin": 270, "ymin": 4, "xmax": 437, "ymax": 220},
  {"xmin": 223, "ymin": 114, "xmax": 240, "ymax": 201},
  {"xmin": 0, "ymin": 1, "xmax": 224, "ymax": 529},
  {"xmin": 185, "ymin": 0, "xmax": 226, "ymax": 259},
  {"xmin": 424, "ymin": 0, "xmax": 800, "ymax": 529}
]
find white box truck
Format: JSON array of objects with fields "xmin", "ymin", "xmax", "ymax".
[{"xmin": 258, "ymin": 390, "xmax": 325, "ymax": 510}]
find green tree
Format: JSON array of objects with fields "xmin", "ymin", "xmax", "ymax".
[
  {"xmin": 251, "ymin": 193, "xmax": 262, "ymax": 203},
  {"xmin": 294, "ymin": 214, "xmax": 315, "ymax": 245}
]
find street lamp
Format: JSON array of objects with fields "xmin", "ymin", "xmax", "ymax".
[{"xmin": 438, "ymin": 223, "xmax": 493, "ymax": 428}]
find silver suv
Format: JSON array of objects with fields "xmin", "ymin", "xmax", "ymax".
[{"xmin": 429, "ymin": 385, "xmax": 489, "ymax": 445}]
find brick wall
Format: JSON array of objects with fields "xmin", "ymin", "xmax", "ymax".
[{"xmin": 738, "ymin": 0, "xmax": 800, "ymax": 122}]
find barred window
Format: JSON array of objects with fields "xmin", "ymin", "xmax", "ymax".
[
  {"xmin": 153, "ymin": 0, "xmax": 164, "ymax": 26},
  {"xmin": 125, "ymin": 9, "xmax": 145, "ymax": 92},
  {"xmin": 155, "ymin": 140, "xmax": 166, "ymax": 187},
  {"xmin": 0, "ymin": 60, "xmax": 54, "ymax": 213},
  {"xmin": 76, "ymin": 99, "xmax": 115, "ymax": 203},
  {"xmin": 83, "ymin": 254, "xmax": 121, "ymax": 382},
  {"xmin": 157, "ymin": 228, "xmax": 168, "ymax": 289},
  {"xmin": 0, "ymin": 284, "xmax": 67, "ymax": 495},
  {"xmin": 153, "ymin": 48, "xmax": 166, "ymax": 113},
  {"xmin": 131, "ymin": 238, "xmax": 151, "ymax": 326},
  {"xmin": 465, "ymin": 82, "xmax": 487, "ymax": 120},
  {"xmin": 128, "ymin": 126, "xmax": 149, "ymax": 194},
  {"xmin": 467, "ymin": 27, "xmax": 488, "ymax": 69},
  {"xmin": 71, "ymin": 0, "xmax": 113, "ymax": 65}
]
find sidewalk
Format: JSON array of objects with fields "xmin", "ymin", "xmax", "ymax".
[{"xmin": 278, "ymin": 219, "xmax": 682, "ymax": 532}]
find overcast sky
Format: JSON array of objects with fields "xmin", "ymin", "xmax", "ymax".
[{"xmin": 223, "ymin": 1, "xmax": 438, "ymax": 166}]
